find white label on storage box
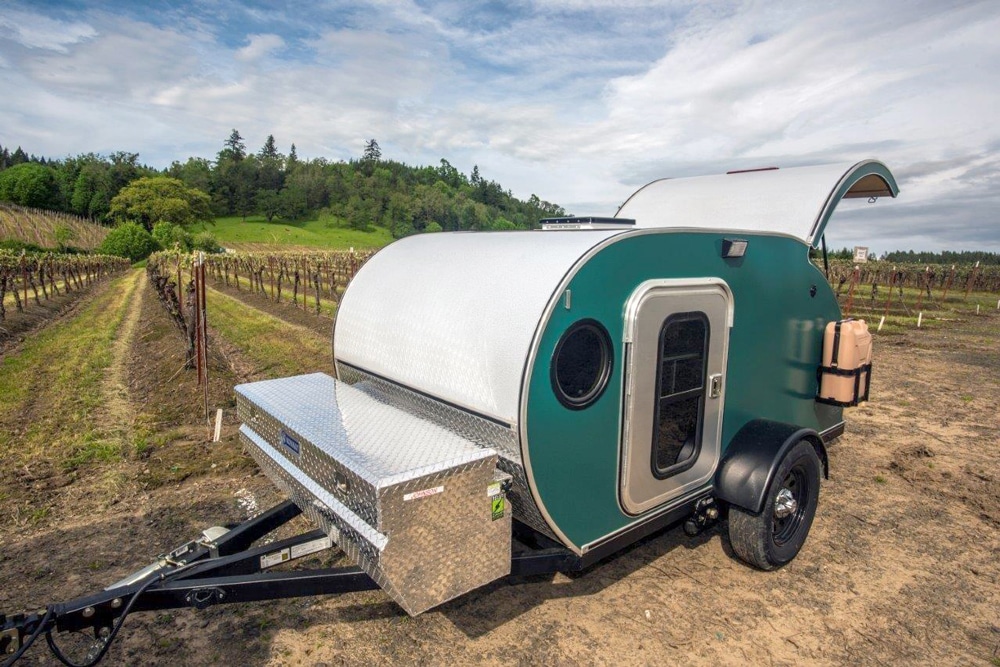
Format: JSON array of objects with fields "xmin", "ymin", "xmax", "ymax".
[
  {"xmin": 487, "ymin": 482, "xmax": 502, "ymax": 498},
  {"xmin": 403, "ymin": 485, "xmax": 444, "ymax": 501}
]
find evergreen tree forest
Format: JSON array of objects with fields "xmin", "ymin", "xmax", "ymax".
[{"xmin": 0, "ymin": 132, "xmax": 567, "ymax": 238}]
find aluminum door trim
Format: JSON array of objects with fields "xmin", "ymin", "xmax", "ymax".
[
  {"xmin": 619, "ymin": 279, "xmax": 733, "ymax": 516},
  {"xmin": 623, "ymin": 278, "xmax": 734, "ymax": 343}
]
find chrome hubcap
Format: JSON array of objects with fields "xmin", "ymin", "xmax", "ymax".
[{"xmin": 774, "ymin": 487, "xmax": 797, "ymax": 519}]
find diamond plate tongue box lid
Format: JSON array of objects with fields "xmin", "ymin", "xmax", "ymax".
[{"xmin": 235, "ymin": 373, "xmax": 512, "ymax": 615}]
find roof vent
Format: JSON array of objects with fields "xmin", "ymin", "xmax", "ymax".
[{"xmin": 539, "ymin": 216, "xmax": 636, "ymax": 231}]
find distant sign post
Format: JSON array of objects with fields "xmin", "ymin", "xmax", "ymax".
[{"xmin": 853, "ymin": 246, "xmax": 869, "ymax": 263}]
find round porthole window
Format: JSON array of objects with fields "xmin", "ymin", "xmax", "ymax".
[{"xmin": 551, "ymin": 319, "xmax": 613, "ymax": 409}]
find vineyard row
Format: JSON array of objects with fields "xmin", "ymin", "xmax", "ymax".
[
  {"xmin": 0, "ymin": 202, "xmax": 109, "ymax": 251},
  {"xmin": 0, "ymin": 251, "xmax": 132, "ymax": 321},
  {"xmin": 147, "ymin": 250, "xmax": 376, "ymax": 366},
  {"xmin": 825, "ymin": 259, "xmax": 1000, "ymax": 294},
  {"xmin": 146, "ymin": 251, "xmax": 999, "ymax": 359}
]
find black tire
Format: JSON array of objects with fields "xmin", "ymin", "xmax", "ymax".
[{"xmin": 728, "ymin": 441, "xmax": 822, "ymax": 570}]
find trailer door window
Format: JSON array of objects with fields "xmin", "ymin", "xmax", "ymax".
[{"xmin": 653, "ymin": 313, "xmax": 708, "ymax": 477}]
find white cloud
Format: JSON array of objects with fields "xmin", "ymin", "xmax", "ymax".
[
  {"xmin": 0, "ymin": 10, "xmax": 96, "ymax": 52},
  {"xmin": 236, "ymin": 33, "xmax": 285, "ymax": 61},
  {"xmin": 0, "ymin": 1, "xmax": 998, "ymax": 250}
]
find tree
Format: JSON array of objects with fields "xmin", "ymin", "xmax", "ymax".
[
  {"xmin": 53, "ymin": 224, "xmax": 77, "ymax": 251},
  {"xmin": 278, "ymin": 184, "xmax": 309, "ymax": 221},
  {"xmin": 259, "ymin": 135, "xmax": 280, "ymax": 161},
  {"xmin": 192, "ymin": 231, "xmax": 222, "ymax": 253},
  {"xmin": 362, "ymin": 139, "xmax": 381, "ymax": 162},
  {"xmin": 109, "ymin": 176, "xmax": 212, "ymax": 230},
  {"xmin": 70, "ymin": 161, "xmax": 113, "ymax": 219},
  {"xmin": 257, "ymin": 135, "xmax": 284, "ymax": 193},
  {"xmin": 222, "ymin": 129, "xmax": 246, "ymax": 162},
  {"xmin": 151, "ymin": 221, "xmax": 193, "ymax": 250},
  {"xmin": 256, "ymin": 189, "xmax": 281, "ymax": 222},
  {"xmin": 0, "ymin": 163, "xmax": 58, "ymax": 208},
  {"xmin": 98, "ymin": 222, "xmax": 159, "ymax": 261},
  {"xmin": 168, "ymin": 157, "xmax": 213, "ymax": 194}
]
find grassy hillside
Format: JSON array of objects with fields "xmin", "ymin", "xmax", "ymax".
[{"xmin": 194, "ymin": 214, "xmax": 394, "ymax": 251}]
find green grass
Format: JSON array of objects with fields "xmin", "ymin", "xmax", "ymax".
[
  {"xmin": 194, "ymin": 214, "xmax": 394, "ymax": 251},
  {"xmin": 0, "ymin": 270, "xmax": 143, "ymax": 523},
  {"xmin": 205, "ymin": 286, "xmax": 331, "ymax": 378},
  {"xmin": 0, "ymin": 271, "xmax": 141, "ymax": 466},
  {"xmin": 839, "ymin": 285, "xmax": 998, "ymax": 335}
]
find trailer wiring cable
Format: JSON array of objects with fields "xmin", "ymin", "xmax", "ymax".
[
  {"xmin": 2, "ymin": 561, "xmax": 201, "ymax": 667},
  {"xmin": 46, "ymin": 561, "xmax": 204, "ymax": 667},
  {"xmin": 1, "ymin": 606, "xmax": 53, "ymax": 667}
]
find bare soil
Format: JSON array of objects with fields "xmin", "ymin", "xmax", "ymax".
[{"xmin": 1, "ymin": 281, "xmax": 998, "ymax": 666}]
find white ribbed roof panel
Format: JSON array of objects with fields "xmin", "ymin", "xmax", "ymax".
[
  {"xmin": 333, "ymin": 230, "xmax": 623, "ymax": 425},
  {"xmin": 616, "ymin": 160, "xmax": 898, "ymax": 247}
]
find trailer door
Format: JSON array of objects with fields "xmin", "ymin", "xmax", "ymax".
[{"xmin": 620, "ymin": 279, "xmax": 732, "ymax": 515}]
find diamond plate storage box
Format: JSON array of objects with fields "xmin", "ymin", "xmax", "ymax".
[{"xmin": 236, "ymin": 373, "xmax": 512, "ymax": 615}]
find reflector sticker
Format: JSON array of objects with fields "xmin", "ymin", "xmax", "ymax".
[
  {"xmin": 403, "ymin": 486, "xmax": 444, "ymax": 501},
  {"xmin": 280, "ymin": 430, "xmax": 300, "ymax": 455}
]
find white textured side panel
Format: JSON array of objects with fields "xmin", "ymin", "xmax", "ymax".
[{"xmin": 334, "ymin": 231, "xmax": 621, "ymax": 425}]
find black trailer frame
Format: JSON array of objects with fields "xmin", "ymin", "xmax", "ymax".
[{"xmin": 1, "ymin": 500, "xmax": 586, "ymax": 666}]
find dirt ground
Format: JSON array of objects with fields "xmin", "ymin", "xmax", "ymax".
[{"xmin": 1, "ymin": 276, "xmax": 997, "ymax": 666}]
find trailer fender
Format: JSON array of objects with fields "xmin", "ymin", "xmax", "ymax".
[{"xmin": 714, "ymin": 419, "xmax": 828, "ymax": 514}]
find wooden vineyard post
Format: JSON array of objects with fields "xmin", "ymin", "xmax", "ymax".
[
  {"xmin": 199, "ymin": 254, "xmax": 209, "ymax": 422},
  {"xmin": 844, "ymin": 265, "xmax": 860, "ymax": 317},
  {"xmin": 303, "ymin": 258, "xmax": 309, "ymax": 311},
  {"xmin": 941, "ymin": 265, "xmax": 956, "ymax": 301},
  {"xmin": 915, "ymin": 266, "xmax": 929, "ymax": 311},
  {"xmin": 276, "ymin": 263, "xmax": 283, "ymax": 303},
  {"xmin": 177, "ymin": 259, "xmax": 184, "ymax": 320},
  {"xmin": 269, "ymin": 257, "xmax": 275, "ymax": 300},
  {"xmin": 20, "ymin": 252, "xmax": 28, "ymax": 311},
  {"xmin": 963, "ymin": 261, "xmax": 980, "ymax": 300},
  {"xmin": 314, "ymin": 267, "xmax": 321, "ymax": 316},
  {"xmin": 883, "ymin": 266, "xmax": 897, "ymax": 320}
]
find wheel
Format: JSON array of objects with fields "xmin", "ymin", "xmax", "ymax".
[{"xmin": 728, "ymin": 441, "xmax": 822, "ymax": 570}]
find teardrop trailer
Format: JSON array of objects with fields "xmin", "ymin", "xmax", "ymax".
[{"xmin": 2, "ymin": 160, "xmax": 898, "ymax": 663}]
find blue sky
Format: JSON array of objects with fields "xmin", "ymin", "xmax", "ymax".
[{"xmin": 1, "ymin": 0, "xmax": 998, "ymax": 252}]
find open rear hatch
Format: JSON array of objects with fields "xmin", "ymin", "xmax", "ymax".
[{"xmin": 236, "ymin": 373, "xmax": 512, "ymax": 615}]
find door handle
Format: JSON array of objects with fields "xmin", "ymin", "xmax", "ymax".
[{"xmin": 709, "ymin": 374, "xmax": 722, "ymax": 398}]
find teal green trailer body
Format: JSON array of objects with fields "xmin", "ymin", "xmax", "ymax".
[{"xmin": 525, "ymin": 230, "xmax": 843, "ymax": 548}]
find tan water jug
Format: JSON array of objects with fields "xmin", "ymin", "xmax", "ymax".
[{"xmin": 817, "ymin": 319, "xmax": 872, "ymax": 406}]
